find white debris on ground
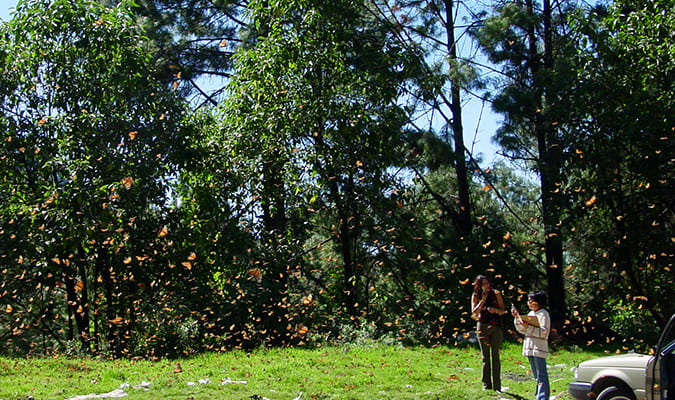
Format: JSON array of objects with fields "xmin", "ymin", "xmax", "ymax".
[
  {"xmin": 187, "ymin": 378, "xmax": 213, "ymax": 386},
  {"xmin": 66, "ymin": 375, "xmax": 251, "ymax": 399},
  {"xmin": 64, "ymin": 389, "xmax": 128, "ymax": 400},
  {"xmin": 65, "ymin": 380, "xmax": 155, "ymax": 400},
  {"xmin": 133, "ymin": 381, "xmax": 152, "ymax": 390},
  {"xmin": 221, "ymin": 377, "xmax": 248, "ymax": 385}
]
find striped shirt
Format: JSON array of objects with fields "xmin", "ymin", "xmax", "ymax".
[{"xmin": 515, "ymin": 308, "xmax": 550, "ymax": 359}]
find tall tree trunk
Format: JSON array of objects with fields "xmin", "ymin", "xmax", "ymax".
[
  {"xmin": 96, "ymin": 249, "xmax": 118, "ymax": 354},
  {"xmin": 64, "ymin": 269, "xmax": 91, "ymax": 351},
  {"xmin": 538, "ymin": 128, "xmax": 566, "ymax": 327},
  {"xmin": 260, "ymin": 157, "xmax": 292, "ymax": 344},
  {"xmin": 445, "ymin": 0, "xmax": 472, "ymax": 237},
  {"xmin": 528, "ymin": 0, "xmax": 566, "ymax": 326},
  {"xmin": 315, "ymin": 133, "xmax": 361, "ymax": 320},
  {"xmin": 338, "ymin": 175, "xmax": 359, "ymax": 320}
]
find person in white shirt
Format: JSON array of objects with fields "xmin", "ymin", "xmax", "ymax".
[{"xmin": 512, "ymin": 291, "xmax": 551, "ymax": 400}]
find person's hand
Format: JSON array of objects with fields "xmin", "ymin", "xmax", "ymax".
[{"xmin": 511, "ymin": 306, "xmax": 525, "ymax": 324}]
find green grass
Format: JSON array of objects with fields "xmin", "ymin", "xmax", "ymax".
[{"xmin": 0, "ymin": 342, "xmax": 612, "ymax": 400}]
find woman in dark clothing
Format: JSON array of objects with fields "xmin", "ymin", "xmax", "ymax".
[{"xmin": 471, "ymin": 275, "xmax": 506, "ymax": 391}]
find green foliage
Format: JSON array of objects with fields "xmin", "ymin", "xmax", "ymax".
[
  {"xmin": 0, "ymin": 0, "xmax": 672, "ymax": 358},
  {"xmin": 130, "ymin": 0, "xmax": 245, "ymax": 104},
  {"xmin": 607, "ymin": 299, "xmax": 660, "ymax": 346},
  {"xmin": 470, "ymin": 0, "xmax": 583, "ymax": 323},
  {"xmin": 0, "ymin": 0, "xmax": 197, "ymax": 356},
  {"xmin": 563, "ymin": 0, "xmax": 675, "ymax": 328},
  {"xmin": 215, "ymin": 0, "xmax": 417, "ymax": 346}
]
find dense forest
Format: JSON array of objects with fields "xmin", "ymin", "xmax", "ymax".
[{"xmin": 0, "ymin": 0, "xmax": 672, "ymax": 358}]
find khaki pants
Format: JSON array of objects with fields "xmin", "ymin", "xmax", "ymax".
[{"xmin": 477, "ymin": 322, "xmax": 503, "ymax": 390}]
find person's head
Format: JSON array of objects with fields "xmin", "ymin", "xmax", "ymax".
[
  {"xmin": 527, "ymin": 291, "xmax": 547, "ymax": 310},
  {"xmin": 473, "ymin": 275, "xmax": 492, "ymax": 295}
]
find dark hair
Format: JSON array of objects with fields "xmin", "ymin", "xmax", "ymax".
[
  {"xmin": 528, "ymin": 291, "xmax": 547, "ymax": 308},
  {"xmin": 473, "ymin": 275, "xmax": 490, "ymax": 296}
]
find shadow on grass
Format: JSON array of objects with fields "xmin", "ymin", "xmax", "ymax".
[{"xmin": 499, "ymin": 392, "xmax": 529, "ymax": 400}]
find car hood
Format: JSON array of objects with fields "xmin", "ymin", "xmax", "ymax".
[{"xmin": 579, "ymin": 353, "xmax": 653, "ymax": 369}]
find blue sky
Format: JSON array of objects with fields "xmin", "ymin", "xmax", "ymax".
[{"xmin": 0, "ymin": 0, "xmax": 16, "ymax": 21}]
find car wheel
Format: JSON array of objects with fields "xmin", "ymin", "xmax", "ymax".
[{"xmin": 596, "ymin": 385, "xmax": 636, "ymax": 400}]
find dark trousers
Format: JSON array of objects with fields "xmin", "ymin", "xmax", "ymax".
[{"xmin": 477, "ymin": 322, "xmax": 503, "ymax": 390}]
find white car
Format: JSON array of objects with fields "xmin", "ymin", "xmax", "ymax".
[{"xmin": 569, "ymin": 314, "xmax": 675, "ymax": 400}]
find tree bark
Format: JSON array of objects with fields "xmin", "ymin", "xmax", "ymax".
[
  {"xmin": 529, "ymin": 0, "xmax": 566, "ymax": 326},
  {"xmin": 445, "ymin": 0, "xmax": 473, "ymax": 237}
]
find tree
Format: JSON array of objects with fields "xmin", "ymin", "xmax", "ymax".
[
  {"xmin": 471, "ymin": 0, "xmax": 578, "ymax": 326},
  {"xmin": 563, "ymin": 0, "xmax": 675, "ymax": 336},
  {"xmin": 220, "ymin": 0, "xmax": 412, "ymax": 336},
  {"xmin": 0, "ymin": 0, "xmax": 192, "ymax": 355},
  {"xmin": 129, "ymin": 0, "xmax": 248, "ymax": 106},
  {"xmin": 369, "ymin": 0, "xmax": 483, "ymax": 238}
]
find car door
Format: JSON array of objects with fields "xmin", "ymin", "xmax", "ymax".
[{"xmin": 647, "ymin": 314, "xmax": 675, "ymax": 400}]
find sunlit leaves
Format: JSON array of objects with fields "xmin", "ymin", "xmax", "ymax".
[
  {"xmin": 216, "ymin": 0, "xmax": 416, "ymax": 344},
  {"xmin": 562, "ymin": 0, "xmax": 675, "ymax": 333},
  {"xmin": 0, "ymin": 0, "xmax": 194, "ymax": 356},
  {"xmin": 1, "ymin": 0, "xmax": 670, "ymax": 359}
]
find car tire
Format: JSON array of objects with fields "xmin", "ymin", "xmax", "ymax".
[{"xmin": 596, "ymin": 385, "xmax": 636, "ymax": 400}]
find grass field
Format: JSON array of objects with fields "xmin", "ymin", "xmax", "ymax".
[{"xmin": 0, "ymin": 342, "xmax": 613, "ymax": 400}]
